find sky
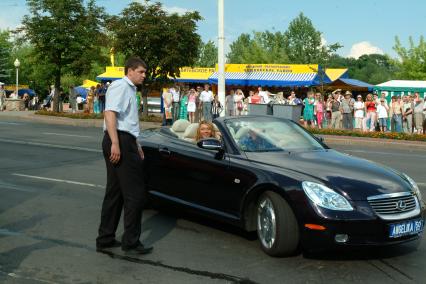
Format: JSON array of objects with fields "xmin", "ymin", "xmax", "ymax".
[{"xmin": 1, "ymin": 0, "xmax": 425, "ymax": 59}]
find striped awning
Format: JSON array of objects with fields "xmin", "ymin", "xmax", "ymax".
[
  {"xmin": 208, "ymin": 72, "xmax": 329, "ymax": 87},
  {"xmin": 209, "ymin": 72, "xmax": 248, "ymax": 86}
]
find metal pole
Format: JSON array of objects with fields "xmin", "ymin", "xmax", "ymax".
[
  {"xmin": 218, "ymin": 0, "xmax": 226, "ymax": 116},
  {"xmin": 16, "ymin": 67, "xmax": 18, "ymax": 96}
]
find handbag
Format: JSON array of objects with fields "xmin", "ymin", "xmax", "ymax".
[{"xmin": 237, "ymin": 101, "xmax": 243, "ymax": 111}]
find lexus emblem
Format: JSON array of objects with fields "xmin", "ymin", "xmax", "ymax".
[{"xmin": 396, "ymin": 200, "xmax": 407, "ymax": 211}]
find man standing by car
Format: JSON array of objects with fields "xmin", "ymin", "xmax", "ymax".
[{"xmin": 96, "ymin": 56, "xmax": 153, "ymax": 255}]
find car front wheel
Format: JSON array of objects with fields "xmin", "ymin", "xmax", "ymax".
[{"xmin": 257, "ymin": 191, "xmax": 299, "ymax": 256}]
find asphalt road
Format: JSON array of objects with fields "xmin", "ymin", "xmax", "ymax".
[{"xmin": 0, "ymin": 118, "xmax": 425, "ymax": 284}]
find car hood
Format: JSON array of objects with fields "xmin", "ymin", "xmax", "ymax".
[{"xmin": 245, "ymin": 149, "xmax": 412, "ymax": 200}]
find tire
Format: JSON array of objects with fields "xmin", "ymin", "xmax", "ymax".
[{"xmin": 256, "ymin": 191, "xmax": 299, "ymax": 257}]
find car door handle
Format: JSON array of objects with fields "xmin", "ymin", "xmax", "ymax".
[{"xmin": 159, "ymin": 148, "xmax": 171, "ymax": 156}]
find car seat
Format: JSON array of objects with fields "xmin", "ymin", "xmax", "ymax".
[
  {"xmin": 182, "ymin": 123, "xmax": 199, "ymax": 143},
  {"xmin": 170, "ymin": 119, "xmax": 191, "ymax": 138}
]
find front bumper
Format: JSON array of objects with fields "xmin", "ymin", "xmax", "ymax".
[{"xmin": 300, "ymin": 201, "xmax": 425, "ymax": 251}]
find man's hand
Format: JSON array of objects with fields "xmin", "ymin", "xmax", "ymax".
[
  {"xmin": 137, "ymin": 144, "xmax": 145, "ymax": 160},
  {"xmin": 110, "ymin": 142, "xmax": 121, "ymax": 164}
]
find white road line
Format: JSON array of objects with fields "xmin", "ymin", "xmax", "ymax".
[
  {"xmin": 12, "ymin": 173, "xmax": 104, "ymax": 189},
  {"xmin": 0, "ymin": 270, "xmax": 58, "ymax": 284},
  {"xmin": 0, "ymin": 138, "xmax": 101, "ymax": 153},
  {"xmin": 0, "ymin": 121, "xmax": 22, "ymax": 125},
  {"xmin": 43, "ymin": 132, "xmax": 93, "ymax": 138}
]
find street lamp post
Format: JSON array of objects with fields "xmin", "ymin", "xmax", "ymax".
[
  {"xmin": 14, "ymin": 58, "xmax": 20, "ymax": 96},
  {"xmin": 218, "ymin": 0, "xmax": 225, "ymax": 116}
]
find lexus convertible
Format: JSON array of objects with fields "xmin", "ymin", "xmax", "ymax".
[{"xmin": 138, "ymin": 116, "xmax": 425, "ymax": 256}]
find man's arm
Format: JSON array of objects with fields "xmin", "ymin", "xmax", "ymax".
[{"xmin": 104, "ymin": 110, "xmax": 120, "ymax": 164}]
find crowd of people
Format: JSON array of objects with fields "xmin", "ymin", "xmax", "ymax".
[
  {"xmin": 303, "ymin": 89, "xmax": 426, "ymax": 134},
  {"xmin": 161, "ymin": 84, "xmax": 305, "ymax": 125},
  {"xmin": 161, "ymin": 84, "xmax": 426, "ymax": 134}
]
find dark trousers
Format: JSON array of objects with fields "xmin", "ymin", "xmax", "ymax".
[
  {"xmin": 96, "ymin": 131, "xmax": 146, "ymax": 249},
  {"xmin": 342, "ymin": 113, "xmax": 353, "ymax": 130}
]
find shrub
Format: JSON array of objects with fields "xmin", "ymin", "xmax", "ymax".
[{"xmin": 35, "ymin": 110, "xmax": 163, "ymax": 123}]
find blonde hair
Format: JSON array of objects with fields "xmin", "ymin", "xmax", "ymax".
[{"xmin": 195, "ymin": 121, "xmax": 217, "ymax": 141}]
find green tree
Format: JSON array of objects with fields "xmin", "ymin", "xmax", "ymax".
[
  {"xmin": 196, "ymin": 40, "xmax": 218, "ymax": 67},
  {"xmin": 284, "ymin": 13, "xmax": 341, "ymax": 64},
  {"xmin": 327, "ymin": 54, "xmax": 396, "ymax": 85},
  {"xmin": 0, "ymin": 30, "xmax": 12, "ymax": 83},
  {"xmin": 227, "ymin": 31, "xmax": 288, "ymax": 63},
  {"xmin": 109, "ymin": 0, "xmax": 202, "ymax": 117},
  {"xmin": 393, "ymin": 36, "xmax": 426, "ymax": 80},
  {"xmin": 20, "ymin": 0, "xmax": 107, "ymax": 111}
]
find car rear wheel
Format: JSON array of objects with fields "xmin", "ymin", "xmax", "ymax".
[{"xmin": 257, "ymin": 191, "xmax": 299, "ymax": 256}]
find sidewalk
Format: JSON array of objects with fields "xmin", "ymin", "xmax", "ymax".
[
  {"xmin": 1, "ymin": 111, "xmax": 425, "ymax": 149},
  {"xmin": 0, "ymin": 111, "xmax": 161, "ymax": 129}
]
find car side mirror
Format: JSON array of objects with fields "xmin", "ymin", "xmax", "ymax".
[
  {"xmin": 197, "ymin": 138, "xmax": 223, "ymax": 151},
  {"xmin": 315, "ymin": 135, "xmax": 324, "ymax": 143}
]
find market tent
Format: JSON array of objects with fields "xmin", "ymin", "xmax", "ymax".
[
  {"xmin": 374, "ymin": 80, "xmax": 426, "ymax": 102},
  {"xmin": 325, "ymin": 68, "xmax": 348, "ymax": 81},
  {"xmin": 208, "ymin": 64, "xmax": 331, "ymax": 87},
  {"xmin": 208, "ymin": 72, "xmax": 248, "ymax": 86},
  {"xmin": 81, "ymin": 79, "xmax": 99, "ymax": 88},
  {"xmin": 209, "ymin": 72, "xmax": 330, "ymax": 87},
  {"xmin": 326, "ymin": 78, "xmax": 373, "ymax": 92},
  {"xmin": 374, "ymin": 80, "xmax": 426, "ymax": 93},
  {"xmin": 173, "ymin": 67, "xmax": 215, "ymax": 84},
  {"xmin": 96, "ymin": 66, "xmax": 124, "ymax": 81}
]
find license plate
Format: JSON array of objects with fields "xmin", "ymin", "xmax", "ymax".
[{"xmin": 389, "ymin": 219, "xmax": 424, "ymax": 238}]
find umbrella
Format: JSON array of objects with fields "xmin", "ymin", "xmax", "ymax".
[
  {"xmin": 74, "ymin": 86, "xmax": 88, "ymax": 98},
  {"xmin": 18, "ymin": 89, "xmax": 36, "ymax": 97}
]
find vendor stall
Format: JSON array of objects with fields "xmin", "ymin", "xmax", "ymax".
[
  {"xmin": 374, "ymin": 80, "xmax": 426, "ymax": 103},
  {"xmin": 208, "ymin": 64, "xmax": 331, "ymax": 87}
]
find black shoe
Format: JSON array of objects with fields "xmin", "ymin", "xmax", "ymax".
[
  {"xmin": 122, "ymin": 244, "xmax": 153, "ymax": 255},
  {"xmin": 96, "ymin": 240, "xmax": 122, "ymax": 252}
]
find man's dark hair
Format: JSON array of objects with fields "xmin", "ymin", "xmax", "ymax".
[{"xmin": 125, "ymin": 56, "xmax": 147, "ymax": 75}]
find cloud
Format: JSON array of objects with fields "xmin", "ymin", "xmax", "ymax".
[
  {"xmin": 163, "ymin": 6, "xmax": 193, "ymax": 15},
  {"xmin": 347, "ymin": 41, "xmax": 384, "ymax": 59}
]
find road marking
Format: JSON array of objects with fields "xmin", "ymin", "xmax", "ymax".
[
  {"xmin": 12, "ymin": 173, "xmax": 104, "ymax": 189},
  {"xmin": 0, "ymin": 270, "xmax": 58, "ymax": 284},
  {"xmin": 43, "ymin": 132, "xmax": 93, "ymax": 138},
  {"xmin": 0, "ymin": 138, "xmax": 101, "ymax": 153},
  {"xmin": 0, "ymin": 121, "xmax": 22, "ymax": 125}
]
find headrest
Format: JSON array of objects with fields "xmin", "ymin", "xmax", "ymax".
[
  {"xmin": 171, "ymin": 119, "xmax": 190, "ymax": 132},
  {"xmin": 183, "ymin": 123, "xmax": 199, "ymax": 139}
]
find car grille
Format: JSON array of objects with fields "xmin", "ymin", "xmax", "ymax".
[{"xmin": 367, "ymin": 192, "xmax": 420, "ymax": 220}]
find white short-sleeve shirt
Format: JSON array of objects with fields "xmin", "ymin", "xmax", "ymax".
[
  {"xmin": 103, "ymin": 76, "xmax": 140, "ymax": 138},
  {"xmin": 200, "ymin": 90, "xmax": 213, "ymax": 103}
]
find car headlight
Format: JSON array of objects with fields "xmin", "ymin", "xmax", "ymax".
[
  {"xmin": 302, "ymin": 181, "xmax": 353, "ymax": 211},
  {"xmin": 402, "ymin": 173, "xmax": 422, "ymax": 202}
]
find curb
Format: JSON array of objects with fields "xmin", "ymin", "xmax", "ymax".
[{"xmin": 322, "ymin": 135, "xmax": 426, "ymax": 149}]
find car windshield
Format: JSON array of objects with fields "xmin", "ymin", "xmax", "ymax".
[{"xmin": 225, "ymin": 117, "xmax": 325, "ymax": 152}]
